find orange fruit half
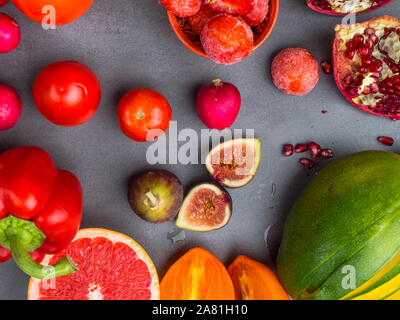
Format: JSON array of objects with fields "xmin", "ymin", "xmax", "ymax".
[
  {"xmin": 28, "ymin": 228, "xmax": 159, "ymax": 300},
  {"xmin": 160, "ymin": 247, "xmax": 235, "ymax": 300},
  {"xmin": 228, "ymin": 256, "xmax": 290, "ymax": 300}
]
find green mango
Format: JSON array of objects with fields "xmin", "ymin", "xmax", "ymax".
[{"xmin": 277, "ymin": 151, "xmax": 400, "ymax": 300}]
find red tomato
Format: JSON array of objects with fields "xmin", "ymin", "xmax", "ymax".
[
  {"xmin": 33, "ymin": 61, "xmax": 101, "ymax": 126},
  {"xmin": 117, "ymin": 88, "xmax": 172, "ymax": 142},
  {"xmin": 11, "ymin": 0, "xmax": 93, "ymax": 25}
]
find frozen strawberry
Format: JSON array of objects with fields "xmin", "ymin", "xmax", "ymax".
[
  {"xmin": 160, "ymin": 0, "xmax": 202, "ymax": 17},
  {"xmin": 201, "ymin": 14, "xmax": 254, "ymax": 65},
  {"xmin": 271, "ymin": 48, "xmax": 319, "ymax": 96},
  {"xmin": 243, "ymin": 0, "xmax": 269, "ymax": 26},
  {"xmin": 205, "ymin": 0, "xmax": 253, "ymax": 15},
  {"xmin": 187, "ymin": 4, "xmax": 218, "ymax": 35}
]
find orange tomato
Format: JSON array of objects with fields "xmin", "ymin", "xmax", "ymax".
[
  {"xmin": 11, "ymin": 0, "xmax": 93, "ymax": 25},
  {"xmin": 228, "ymin": 256, "xmax": 290, "ymax": 300},
  {"xmin": 161, "ymin": 247, "xmax": 235, "ymax": 300},
  {"xmin": 117, "ymin": 88, "xmax": 172, "ymax": 142}
]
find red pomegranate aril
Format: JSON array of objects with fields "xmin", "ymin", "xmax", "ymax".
[
  {"xmin": 308, "ymin": 142, "xmax": 321, "ymax": 158},
  {"xmin": 365, "ymin": 39, "xmax": 374, "ymax": 50},
  {"xmin": 283, "ymin": 144, "xmax": 294, "ymax": 157},
  {"xmin": 335, "ymin": 17, "xmax": 400, "ymax": 119},
  {"xmin": 345, "ymin": 86, "xmax": 359, "ymax": 98},
  {"xmin": 368, "ymin": 60, "xmax": 383, "ymax": 73},
  {"xmin": 320, "ymin": 148, "xmax": 334, "ymax": 159},
  {"xmin": 370, "ymin": 83, "xmax": 379, "ymax": 93},
  {"xmin": 299, "ymin": 158, "xmax": 315, "ymax": 169},
  {"xmin": 344, "ymin": 75, "xmax": 353, "ymax": 85},
  {"xmin": 370, "ymin": 34, "xmax": 379, "ymax": 44},
  {"xmin": 346, "ymin": 49, "xmax": 355, "ymax": 60},
  {"xmin": 353, "ymin": 34, "xmax": 365, "ymax": 49},
  {"xmin": 364, "ymin": 27, "xmax": 376, "ymax": 36},
  {"xmin": 321, "ymin": 61, "xmax": 333, "ymax": 74},
  {"xmin": 295, "ymin": 143, "xmax": 307, "ymax": 153},
  {"xmin": 358, "ymin": 66, "xmax": 368, "ymax": 74},
  {"xmin": 378, "ymin": 136, "xmax": 394, "ymax": 146},
  {"xmin": 358, "ymin": 46, "xmax": 370, "ymax": 56},
  {"xmin": 363, "ymin": 86, "xmax": 371, "ymax": 94},
  {"xmin": 391, "ymin": 64, "xmax": 400, "ymax": 73}
]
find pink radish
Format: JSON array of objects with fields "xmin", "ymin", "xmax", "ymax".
[
  {"xmin": 0, "ymin": 12, "xmax": 21, "ymax": 54},
  {"xmin": 0, "ymin": 84, "xmax": 22, "ymax": 130},
  {"xmin": 196, "ymin": 79, "xmax": 241, "ymax": 130}
]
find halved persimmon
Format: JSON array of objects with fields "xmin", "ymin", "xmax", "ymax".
[
  {"xmin": 228, "ymin": 256, "xmax": 290, "ymax": 300},
  {"xmin": 160, "ymin": 247, "xmax": 235, "ymax": 300}
]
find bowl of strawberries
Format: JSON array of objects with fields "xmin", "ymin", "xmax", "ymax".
[{"xmin": 161, "ymin": 0, "xmax": 279, "ymax": 65}]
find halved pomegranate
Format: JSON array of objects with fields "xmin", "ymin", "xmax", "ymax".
[
  {"xmin": 333, "ymin": 16, "xmax": 400, "ymax": 119},
  {"xmin": 307, "ymin": 0, "xmax": 396, "ymax": 16}
]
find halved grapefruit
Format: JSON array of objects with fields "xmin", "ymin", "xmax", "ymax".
[{"xmin": 27, "ymin": 228, "xmax": 159, "ymax": 300}]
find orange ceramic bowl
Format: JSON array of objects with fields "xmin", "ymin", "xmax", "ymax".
[{"xmin": 167, "ymin": 0, "xmax": 279, "ymax": 60}]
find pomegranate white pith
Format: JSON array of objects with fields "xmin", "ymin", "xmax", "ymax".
[
  {"xmin": 307, "ymin": 0, "xmax": 395, "ymax": 15},
  {"xmin": 334, "ymin": 16, "xmax": 400, "ymax": 119}
]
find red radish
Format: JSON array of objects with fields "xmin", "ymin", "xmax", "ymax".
[
  {"xmin": 0, "ymin": 12, "xmax": 20, "ymax": 54},
  {"xmin": 0, "ymin": 84, "xmax": 22, "ymax": 130},
  {"xmin": 0, "ymin": 0, "xmax": 9, "ymax": 8},
  {"xmin": 196, "ymin": 79, "xmax": 241, "ymax": 130}
]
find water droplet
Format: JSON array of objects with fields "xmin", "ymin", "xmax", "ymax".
[{"xmin": 167, "ymin": 228, "xmax": 186, "ymax": 244}]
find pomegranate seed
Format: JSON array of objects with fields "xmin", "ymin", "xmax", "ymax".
[
  {"xmin": 378, "ymin": 136, "xmax": 394, "ymax": 146},
  {"xmin": 363, "ymin": 86, "xmax": 371, "ymax": 95},
  {"xmin": 345, "ymin": 86, "xmax": 359, "ymax": 98},
  {"xmin": 370, "ymin": 83, "xmax": 379, "ymax": 93},
  {"xmin": 364, "ymin": 39, "xmax": 374, "ymax": 50},
  {"xmin": 358, "ymin": 46, "xmax": 370, "ymax": 56},
  {"xmin": 320, "ymin": 149, "xmax": 334, "ymax": 159},
  {"xmin": 299, "ymin": 158, "xmax": 315, "ymax": 169},
  {"xmin": 295, "ymin": 143, "xmax": 307, "ymax": 153},
  {"xmin": 283, "ymin": 144, "xmax": 294, "ymax": 156},
  {"xmin": 362, "ymin": 56, "xmax": 372, "ymax": 65},
  {"xmin": 308, "ymin": 142, "xmax": 321, "ymax": 158},
  {"xmin": 358, "ymin": 66, "xmax": 368, "ymax": 74},
  {"xmin": 321, "ymin": 61, "xmax": 333, "ymax": 74},
  {"xmin": 346, "ymin": 41, "xmax": 354, "ymax": 50},
  {"xmin": 344, "ymin": 75, "xmax": 353, "ymax": 85}
]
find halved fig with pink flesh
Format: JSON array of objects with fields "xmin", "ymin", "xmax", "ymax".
[
  {"xmin": 205, "ymin": 138, "xmax": 261, "ymax": 188},
  {"xmin": 333, "ymin": 16, "xmax": 400, "ymax": 119},
  {"xmin": 307, "ymin": 0, "xmax": 396, "ymax": 16},
  {"xmin": 176, "ymin": 183, "xmax": 232, "ymax": 232}
]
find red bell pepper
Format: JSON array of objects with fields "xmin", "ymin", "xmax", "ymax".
[{"xmin": 0, "ymin": 146, "xmax": 82, "ymax": 279}]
